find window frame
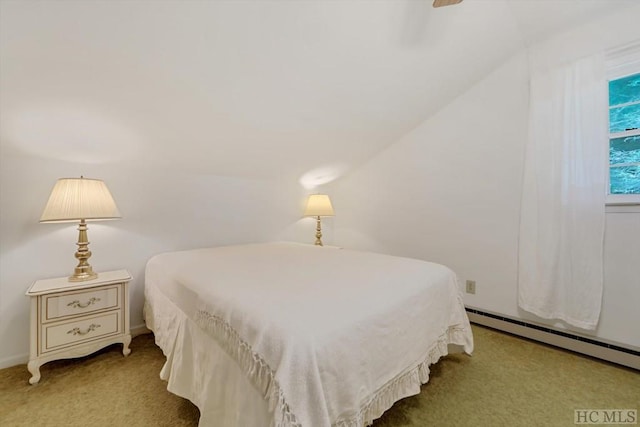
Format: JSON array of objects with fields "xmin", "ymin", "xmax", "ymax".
[{"xmin": 606, "ymin": 47, "xmax": 640, "ymax": 205}]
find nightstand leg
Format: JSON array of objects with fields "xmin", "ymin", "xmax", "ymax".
[
  {"xmin": 122, "ymin": 334, "xmax": 132, "ymax": 356},
  {"xmin": 27, "ymin": 359, "xmax": 41, "ymax": 385}
]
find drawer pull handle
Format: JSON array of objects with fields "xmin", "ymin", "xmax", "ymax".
[
  {"xmin": 67, "ymin": 324, "xmax": 101, "ymax": 336},
  {"xmin": 67, "ymin": 297, "xmax": 101, "ymax": 309}
]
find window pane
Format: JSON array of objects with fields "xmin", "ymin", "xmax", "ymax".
[
  {"xmin": 609, "ymin": 103, "xmax": 640, "ymax": 133},
  {"xmin": 610, "ymin": 165, "xmax": 640, "ymax": 194},
  {"xmin": 609, "ymin": 73, "xmax": 640, "ymax": 106},
  {"xmin": 610, "ymin": 135, "xmax": 640, "ymax": 165}
]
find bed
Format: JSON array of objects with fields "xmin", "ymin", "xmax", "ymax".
[{"xmin": 144, "ymin": 242, "xmax": 473, "ymax": 427}]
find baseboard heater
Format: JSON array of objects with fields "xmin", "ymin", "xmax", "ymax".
[{"xmin": 465, "ymin": 307, "xmax": 640, "ymax": 371}]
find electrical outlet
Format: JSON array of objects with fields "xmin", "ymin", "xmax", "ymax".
[{"xmin": 465, "ymin": 280, "xmax": 476, "ymax": 294}]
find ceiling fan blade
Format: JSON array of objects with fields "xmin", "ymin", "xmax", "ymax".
[{"xmin": 433, "ymin": 0, "xmax": 463, "ymax": 8}]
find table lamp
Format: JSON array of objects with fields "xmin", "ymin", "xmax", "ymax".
[
  {"xmin": 303, "ymin": 194, "xmax": 334, "ymax": 246},
  {"xmin": 40, "ymin": 176, "xmax": 121, "ymax": 281}
]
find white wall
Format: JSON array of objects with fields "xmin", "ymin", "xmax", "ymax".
[
  {"xmin": 328, "ymin": 13, "xmax": 640, "ymax": 348},
  {"xmin": 328, "ymin": 51, "xmax": 530, "ymax": 325},
  {"xmin": 0, "ymin": 148, "xmax": 311, "ymax": 367}
]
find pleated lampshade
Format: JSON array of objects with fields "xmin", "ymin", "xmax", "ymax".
[
  {"xmin": 303, "ymin": 194, "xmax": 335, "ymax": 217},
  {"xmin": 40, "ymin": 177, "xmax": 121, "ymax": 223}
]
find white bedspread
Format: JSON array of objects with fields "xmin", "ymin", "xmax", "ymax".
[{"xmin": 145, "ymin": 242, "xmax": 473, "ymax": 427}]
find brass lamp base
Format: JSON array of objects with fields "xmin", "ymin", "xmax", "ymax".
[
  {"xmin": 314, "ymin": 216, "xmax": 323, "ymax": 246},
  {"xmin": 69, "ymin": 270, "xmax": 97, "ymax": 282},
  {"xmin": 68, "ymin": 219, "xmax": 98, "ymax": 282}
]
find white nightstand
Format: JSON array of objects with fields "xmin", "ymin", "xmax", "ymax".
[{"xmin": 25, "ymin": 269, "xmax": 132, "ymax": 384}]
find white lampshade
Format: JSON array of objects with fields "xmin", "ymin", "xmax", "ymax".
[
  {"xmin": 304, "ymin": 194, "xmax": 335, "ymax": 217},
  {"xmin": 40, "ymin": 177, "xmax": 121, "ymax": 223}
]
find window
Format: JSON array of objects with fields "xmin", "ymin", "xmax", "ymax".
[
  {"xmin": 608, "ymin": 72, "xmax": 640, "ymax": 198},
  {"xmin": 607, "ymin": 49, "xmax": 640, "ymax": 204}
]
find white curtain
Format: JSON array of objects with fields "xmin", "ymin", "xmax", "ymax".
[{"xmin": 518, "ymin": 54, "xmax": 608, "ymax": 330}]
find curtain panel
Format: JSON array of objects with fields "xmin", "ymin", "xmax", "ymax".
[{"xmin": 518, "ymin": 54, "xmax": 608, "ymax": 330}]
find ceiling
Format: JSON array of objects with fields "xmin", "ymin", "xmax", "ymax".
[{"xmin": 1, "ymin": 0, "xmax": 636, "ymax": 181}]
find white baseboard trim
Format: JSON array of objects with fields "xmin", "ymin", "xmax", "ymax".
[
  {"xmin": 0, "ymin": 324, "xmax": 152, "ymax": 370},
  {"xmin": 0, "ymin": 353, "xmax": 29, "ymax": 370},
  {"xmin": 467, "ymin": 307, "xmax": 640, "ymax": 371},
  {"xmin": 131, "ymin": 323, "xmax": 151, "ymax": 337}
]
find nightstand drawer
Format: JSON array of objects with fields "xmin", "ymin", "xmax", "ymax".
[
  {"xmin": 43, "ymin": 285, "xmax": 120, "ymax": 321},
  {"xmin": 42, "ymin": 311, "xmax": 121, "ymax": 352}
]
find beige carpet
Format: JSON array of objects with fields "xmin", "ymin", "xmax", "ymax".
[{"xmin": 0, "ymin": 325, "xmax": 637, "ymax": 427}]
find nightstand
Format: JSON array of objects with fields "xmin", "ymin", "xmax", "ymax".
[{"xmin": 25, "ymin": 269, "xmax": 132, "ymax": 384}]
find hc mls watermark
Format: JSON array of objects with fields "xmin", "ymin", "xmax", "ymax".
[{"xmin": 575, "ymin": 409, "xmax": 637, "ymax": 424}]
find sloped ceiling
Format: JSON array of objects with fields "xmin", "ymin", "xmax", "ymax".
[{"xmin": 0, "ymin": 0, "xmax": 635, "ymax": 181}]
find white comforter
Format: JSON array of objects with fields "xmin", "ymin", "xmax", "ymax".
[{"xmin": 145, "ymin": 242, "xmax": 473, "ymax": 427}]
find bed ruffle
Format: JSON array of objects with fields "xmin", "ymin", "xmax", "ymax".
[
  {"xmin": 196, "ymin": 310, "xmax": 301, "ymax": 427},
  {"xmin": 337, "ymin": 326, "xmax": 470, "ymax": 427},
  {"xmin": 196, "ymin": 308, "xmax": 469, "ymax": 427}
]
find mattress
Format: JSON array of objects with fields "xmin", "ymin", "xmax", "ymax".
[{"xmin": 144, "ymin": 242, "xmax": 473, "ymax": 427}]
